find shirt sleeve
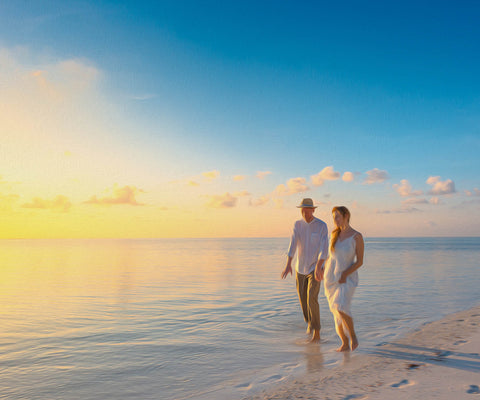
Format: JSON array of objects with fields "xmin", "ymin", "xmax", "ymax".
[
  {"xmin": 287, "ymin": 223, "xmax": 297, "ymax": 258},
  {"xmin": 317, "ymin": 224, "xmax": 329, "ymax": 261}
]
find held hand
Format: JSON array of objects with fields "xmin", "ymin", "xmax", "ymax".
[
  {"xmin": 281, "ymin": 264, "xmax": 292, "ymax": 279},
  {"xmin": 315, "ymin": 267, "xmax": 324, "ymax": 282},
  {"xmin": 338, "ymin": 271, "xmax": 348, "ymax": 284}
]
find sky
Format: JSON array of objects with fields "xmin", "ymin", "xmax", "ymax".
[{"xmin": 0, "ymin": 0, "xmax": 479, "ymax": 238}]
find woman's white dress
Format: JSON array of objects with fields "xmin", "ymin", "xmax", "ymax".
[{"xmin": 324, "ymin": 234, "xmax": 359, "ymax": 325}]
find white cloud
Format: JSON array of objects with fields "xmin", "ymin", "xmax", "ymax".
[
  {"xmin": 256, "ymin": 171, "xmax": 272, "ymax": 179},
  {"xmin": 311, "ymin": 166, "xmax": 340, "ymax": 186},
  {"xmin": 342, "ymin": 171, "xmax": 355, "ymax": 182},
  {"xmin": 275, "ymin": 177, "xmax": 309, "ymax": 196},
  {"xmin": 205, "ymin": 192, "xmax": 237, "ymax": 208},
  {"xmin": 393, "ymin": 179, "xmax": 423, "ymax": 197},
  {"xmin": 429, "ymin": 197, "xmax": 441, "ymax": 205},
  {"xmin": 233, "ymin": 175, "xmax": 246, "ymax": 181},
  {"xmin": 426, "ymin": 176, "xmax": 456, "ymax": 195},
  {"xmin": 364, "ymin": 168, "xmax": 389, "ymax": 184}
]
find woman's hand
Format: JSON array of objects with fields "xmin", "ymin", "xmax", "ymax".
[
  {"xmin": 315, "ymin": 266, "xmax": 324, "ymax": 282},
  {"xmin": 338, "ymin": 271, "xmax": 348, "ymax": 284}
]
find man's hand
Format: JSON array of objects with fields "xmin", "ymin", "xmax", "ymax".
[
  {"xmin": 315, "ymin": 266, "xmax": 324, "ymax": 282},
  {"xmin": 281, "ymin": 264, "xmax": 292, "ymax": 279}
]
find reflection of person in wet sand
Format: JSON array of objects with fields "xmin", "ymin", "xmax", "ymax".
[
  {"xmin": 281, "ymin": 198, "xmax": 329, "ymax": 343},
  {"xmin": 321, "ymin": 206, "xmax": 364, "ymax": 352}
]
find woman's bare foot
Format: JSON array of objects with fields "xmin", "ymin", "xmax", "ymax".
[
  {"xmin": 351, "ymin": 337, "xmax": 359, "ymax": 351},
  {"xmin": 336, "ymin": 343, "xmax": 349, "ymax": 352}
]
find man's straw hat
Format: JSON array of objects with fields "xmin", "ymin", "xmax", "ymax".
[{"xmin": 296, "ymin": 198, "xmax": 317, "ymax": 208}]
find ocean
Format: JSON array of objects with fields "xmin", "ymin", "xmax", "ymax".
[{"xmin": 0, "ymin": 237, "xmax": 479, "ymax": 400}]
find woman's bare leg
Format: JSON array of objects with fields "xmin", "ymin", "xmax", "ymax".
[
  {"xmin": 334, "ymin": 316, "xmax": 349, "ymax": 352},
  {"xmin": 339, "ymin": 311, "xmax": 358, "ymax": 350}
]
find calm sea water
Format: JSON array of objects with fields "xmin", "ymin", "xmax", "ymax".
[{"xmin": 0, "ymin": 237, "xmax": 479, "ymax": 400}]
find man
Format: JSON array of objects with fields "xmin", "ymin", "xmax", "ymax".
[{"xmin": 281, "ymin": 198, "xmax": 329, "ymax": 342}]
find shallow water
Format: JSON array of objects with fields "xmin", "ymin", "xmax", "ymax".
[{"xmin": 0, "ymin": 237, "xmax": 479, "ymax": 399}]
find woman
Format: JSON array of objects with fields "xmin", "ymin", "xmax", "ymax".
[{"xmin": 317, "ymin": 206, "xmax": 364, "ymax": 352}]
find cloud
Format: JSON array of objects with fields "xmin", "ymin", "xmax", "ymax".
[
  {"xmin": 1, "ymin": 48, "xmax": 102, "ymax": 145},
  {"xmin": 256, "ymin": 171, "xmax": 272, "ymax": 179},
  {"xmin": 233, "ymin": 175, "xmax": 246, "ymax": 181},
  {"xmin": 275, "ymin": 177, "xmax": 309, "ymax": 196},
  {"xmin": 342, "ymin": 172, "xmax": 355, "ymax": 182},
  {"xmin": 429, "ymin": 197, "xmax": 441, "ymax": 205},
  {"xmin": 311, "ymin": 166, "xmax": 340, "ymax": 186},
  {"xmin": 85, "ymin": 185, "xmax": 145, "ymax": 206},
  {"xmin": 56, "ymin": 59, "xmax": 100, "ymax": 89},
  {"xmin": 401, "ymin": 198, "xmax": 429, "ymax": 205},
  {"xmin": 205, "ymin": 191, "xmax": 249, "ymax": 208},
  {"xmin": 375, "ymin": 206, "xmax": 422, "ymax": 214},
  {"xmin": 393, "ymin": 179, "xmax": 423, "ymax": 197},
  {"xmin": 426, "ymin": 176, "xmax": 456, "ymax": 195},
  {"xmin": 205, "ymin": 192, "xmax": 237, "ymax": 208},
  {"xmin": 188, "ymin": 180, "xmax": 200, "ymax": 187},
  {"xmin": 250, "ymin": 195, "xmax": 270, "ymax": 207},
  {"xmin": 202, "ymin": 170, "xmax": 220, "ymax": 181},
  {"xmin": 465, "ymin": 188, "xmax": 480, "ymax": 197},
  {"xmin": 22, "ymin": 195, "xmax": 72, "ymax": 212},
  {"xmin": 364, "ymin": 168, "xmax": 389, "ymax": 184}
]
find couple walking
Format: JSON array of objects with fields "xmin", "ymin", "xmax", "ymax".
[{"xmin": 281, "ymin": 198, "xmax": 364, "ymax": 352}]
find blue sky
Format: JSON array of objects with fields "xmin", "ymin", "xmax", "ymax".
[{"xmin": 0, "ymin": 1, "xmax": 479, "ymax": 237}]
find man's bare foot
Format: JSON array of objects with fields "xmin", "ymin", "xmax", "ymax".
[
  {"xmin": 306, "ymin": 325, "xmax": 311, "ymax": 334},
  {"xmin": 351, "ymin": 337, "xmax": 359, "ymax": 351},
  {"xmin": 309, "ymin": 329, "xmax": 320, "ymax": 343},
  {"xmin": 336, "ymin": 343, "xmax": 349, "ymax": 352}
]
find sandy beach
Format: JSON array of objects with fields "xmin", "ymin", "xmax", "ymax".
[{"xmin": 244, "ymin": 305, "xmax": 480, "ymax": 400}]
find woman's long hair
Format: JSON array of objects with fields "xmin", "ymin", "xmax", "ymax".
[{"xmin": 330, "ymin": 206, "xmax": 351, "ymax": 252}]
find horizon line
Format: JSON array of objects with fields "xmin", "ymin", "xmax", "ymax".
[{"xmin": 1, "ymin": 236, "xmax": 479, "ymax": 240}]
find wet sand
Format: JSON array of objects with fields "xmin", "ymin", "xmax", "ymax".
[{"xmin": 243, "ymin": 305, "xmax": 480, "ymax": 400}]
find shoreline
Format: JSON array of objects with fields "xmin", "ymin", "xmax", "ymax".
[{"xmin": 242, "ymin": 304, "xmax": 480, "ymax": 400}]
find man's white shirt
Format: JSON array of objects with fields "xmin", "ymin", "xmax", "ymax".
[{"xmin": 287, "ymin": 217, "xmax": 329, "ymax": 275}]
